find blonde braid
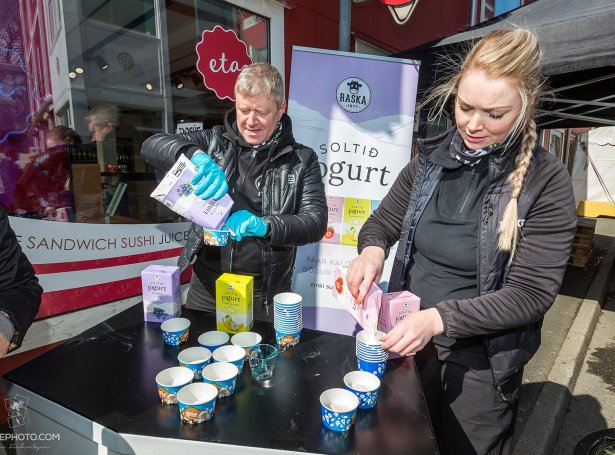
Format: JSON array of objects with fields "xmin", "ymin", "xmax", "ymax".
[{"xmin": 498, "ymin": 119, "xmax": 537, "ymax": 256}]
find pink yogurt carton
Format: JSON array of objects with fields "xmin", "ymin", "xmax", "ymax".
[
  {"xmin": 378, "ymin": 291, "xmax": 421, "ymax": 357},
  {"xmin": 321, "ymin": 196, "xmax": 343, "ymax": 244},
  {"xmin": 378, "ymin": 290, "xmax": 421, "ymax": 333},
  {"xmin": 333, "ymin": 266, "xmax": 382, "ymax": 331},
  {"xmin": 150, "ymin": 154, "xmax": 233, "ymax": 230},
  {"xmin": 141, "ymin": 265, "xmax": 182, "ymax": 323}
]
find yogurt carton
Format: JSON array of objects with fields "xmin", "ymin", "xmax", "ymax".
[
  {"xmin": 333, "ymin": 266, "xmax": 382, "ymax": 332},
  {"xmin": 378, "ymin": 290, "xmax": 421, "ymax": 358},
  {"xmin": 378, "ymin": 290, "xmax": 421, "ymax": 333},
  {"xmin": 216, "ymin": 273, "xmax": 253, "ymax": 334},
  {"xmin": 150, "ymin": 154, "xmax": 233, "ymax": 230},
  {"xmin": 141, "ymin": 265, "xmax": 181, "ymax": 322},
  {"xmin": 321, "ymin": 196, "xmax": 343, "ymax": 244}
]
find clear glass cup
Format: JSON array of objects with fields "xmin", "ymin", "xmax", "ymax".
[{"xmin": 248, "ymin": 344, "xmax": 279, "ymax": 381}]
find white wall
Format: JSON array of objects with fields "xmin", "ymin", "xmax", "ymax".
[{"xmin": 587, "ymin": 127, "xmax": 615, "ymax": 203}]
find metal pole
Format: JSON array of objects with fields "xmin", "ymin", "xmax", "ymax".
[
  {"xmin": 470, "ymin": 0, "xmax": 478, "ymax": 26},
  {"xmin": 339, "ymin": 0, "xmax": 351, "ymax": 51}
]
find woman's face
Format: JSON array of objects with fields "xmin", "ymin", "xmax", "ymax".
[{"xmin": 455, "ymin": 68, "xmax": 522, "ymax": 150}]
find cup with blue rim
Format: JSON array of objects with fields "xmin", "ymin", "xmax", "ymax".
[
  {"xmin": 212, "ymin": 344, "xmax": 246, "ymax": 374},
  {"xmin": 178, "ymin": 346, "xmax": 212, "ymax": 380},
  {"xmin": 198, "ymin": 330, "xmax": 229, "ymax": 352},
  {"xmin": 203, "ymin": 229, "xmax": 229, "ymax": 247},
  {"xmin": 155, "ymin": 366, "xmax": 193, "ymax": 405},
  {"xmin": 320, "ymin": 388, "xmax": 359, "ymax": 431},
  {"xmin": 177, "ymin": 382, "xmax": 218, "ymax": 424},
  {"xmin": 201, "ymin": 361, "xmax": 239, "ymax": 398},
  {"xmin": 356, "ymin": 329, "xmax": 388, "ymax": 377},
  {"xmin": 273, "ymin": 292, "xmax": 303, "ymax": 350},
  {"xmin": 343, "ymin": 370, "xmax": 381, "ymax": 409},
  {"xmin": 230, "ymin": 331, "xmax": 262, "ymax": 359},
  {"xmin": 161, "ymin": 318, "xmax": 191, "ymax": 346}
]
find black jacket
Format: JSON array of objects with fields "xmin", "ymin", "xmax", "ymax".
[
  {"xmin": 142, "ymin": 112, "xmax": 327, "ymax": 308},
  {"xmin": 0, "ymin": 205, "xmax": 42, "ymax": 351},
  {"xmin": 359, "ymin": 128, "xmax": 577, "ymax": 385}
]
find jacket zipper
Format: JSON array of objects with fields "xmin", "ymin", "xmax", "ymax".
[
  {"xmin": 258, "ymin": 145, "xmax": 293, "ymax": 315},
  {"xmin": 496, "ymin": 384, "xmax": 510, "ymax": 404},
  {"xmin": 228, "ymin": 148, "xmax": 258, "ymax": 274},
  {"xmin": 235, "ymin": 149, "xmax": 258, "ymax": 196}
]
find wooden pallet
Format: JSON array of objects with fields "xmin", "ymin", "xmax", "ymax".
[{"xmin": 568, "ymin": 217, "xmax": 596, "ymax": 267}]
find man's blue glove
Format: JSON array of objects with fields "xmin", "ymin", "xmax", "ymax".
[
  {"xmin": 190, "ymin": 152, "xmax": 228, "ymax": 200},
  {"xmin": 224, "ymin": 210, "xmax": 268, "ymax": 242}
]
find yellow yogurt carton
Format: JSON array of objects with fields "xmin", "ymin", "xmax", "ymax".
[
  {"xmin": 216, "ymin": 273, "xmax": 253, "ymax": 334},
  {"xmin": 341, "ymin": 197, "xmax": 371, "ymax": 246}
]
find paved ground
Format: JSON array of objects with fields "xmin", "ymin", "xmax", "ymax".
[
  {"xmin": 514, "ymin": 217, "xmax": 615, "ymax": 455},
  {"xmin": 553, "ymin": 278, "xmax": 615, "ymax": 454}
]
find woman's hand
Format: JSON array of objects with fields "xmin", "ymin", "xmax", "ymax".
[
  {"xmin": 380, "ymin": 308, "xmax": 444, "ymax": 355},
  {"xmin": 346, "ymin": 246, "xmax": 385, "ymax": 304}
]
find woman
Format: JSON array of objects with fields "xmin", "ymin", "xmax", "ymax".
[{"xmin": 346, "ymin": 29, "xmax": 576, "ymax": 454}]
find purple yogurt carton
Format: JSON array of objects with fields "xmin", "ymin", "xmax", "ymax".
[
  {"xmin": 150, "ymin": 154, "xmax": 233, "ymax": 230},
  {"xmin": 141, "ymin": 265, "xmax": 182, "ymax": 323}
]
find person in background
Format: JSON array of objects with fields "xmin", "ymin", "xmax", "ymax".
[
  {"xmin": 0, "ymin": 138, "xmax": 21, "ymax": 210},
  {"xmin": 87, "ymin": 106, "xmax": 134, "ymax": 217},
  {"xmin": 9, "ymin": 126, "xmax": 78, "ymax": 220},
  {"xmin": 346, "ymin": 29, "xmax": 576, "ymax": 454},
  {"xmin": 142, "ymin": 62, "xmax": 327, "ymax": 321},
  {"xmin": 0, "ymin": 205, "xmax": 43, "ymax": 357}
]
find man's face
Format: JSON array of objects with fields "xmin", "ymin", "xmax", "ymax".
[
  {"xmin": 235, "ymin": 92, "xmax": 286, "ymax": 145},
  {"xmin": 88, "ymin": 119, "xmax": 112, "ymax": 142}
]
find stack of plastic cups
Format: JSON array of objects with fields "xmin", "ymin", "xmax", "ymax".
[
  {"xmin": 355, "ymin": 329, "xmax": 388, "ymax": 377},
  {"xmin": 273, "ymin": 292, "xmax": 303, "ymax": 351}
]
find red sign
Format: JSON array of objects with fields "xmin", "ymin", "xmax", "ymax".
[
  {"xmin": 380, "ymin": 0, "xmax": 419, "ymax": 25},
  {"xmin": 195, "ymin": 25, "xmax": 253, "ymax": 101}
]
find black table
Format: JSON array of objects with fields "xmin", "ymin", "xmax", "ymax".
[{"xmin": 2, "ymin": 304, "xmax": 437, "ymax": 454}]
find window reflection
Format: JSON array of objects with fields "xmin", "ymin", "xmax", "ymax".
[{"xmin": 0, "ymin": 0, "xmax": 270, "ymax": 224}]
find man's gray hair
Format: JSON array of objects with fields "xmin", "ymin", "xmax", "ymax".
[{"xmin": 234, "ymin": 62, "xmax": 285, "ymax": 107}]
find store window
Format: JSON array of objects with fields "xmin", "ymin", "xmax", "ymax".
[
  {"xmin": 80, "ymin": 0, "xmax": 156, "ymax": 36},
  {"xmin": 548, "ymin": 129, "xmax": 564, "ymax": 160},
  {"xmin": 1, "ymin": 0, "xmax": 273, "ymax": 225}
]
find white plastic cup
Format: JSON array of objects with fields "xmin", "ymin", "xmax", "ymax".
[
  {"xmin": 212, "ymin": 344, "xmax": 246, "ymax": 373},
  {"xmin": 198, "ymin": 330, "xmax": 230, "ymax": 351}
]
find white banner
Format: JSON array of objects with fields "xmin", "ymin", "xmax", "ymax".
[
  {"xmin": 11, "ymin": 217, "xmax": 190, "ymax": 318},
  {"xmin": 288, "ymin": 47, "xmax": 420, "ymax": 334}
]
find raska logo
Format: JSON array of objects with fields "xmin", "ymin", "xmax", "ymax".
[{"xmin": 336, "ymin": 77, "xmax": 371, "ymax": 113}]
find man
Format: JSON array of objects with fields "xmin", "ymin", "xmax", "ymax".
[
  {"xmin": 0, "ymin": 205, "xmax": 43, "ymax": 357},
  {"xmin": 142, "ymin": 62, "xmax": 327, "ymax": 320}
]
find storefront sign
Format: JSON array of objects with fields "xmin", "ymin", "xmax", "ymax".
[
  {"xmin": 195, "ymin": 25, "xmax": 252, "ymax": 101},
  {"xmin": 287, "ymin": 47, "xmax": 420, "ymax": 334},
  {"xmin": 175, "ymin": 122, "xmax": 203, "ymax": 134},
  {"xmin": 11, "ymin": 217, "xmax": 192, "ymax": 319}
]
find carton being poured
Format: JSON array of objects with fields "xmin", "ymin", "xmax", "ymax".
[
  {"xmin": 150, "ymin": 154, "xmax": 233, "ymax": 231},
  {"xmin": 333, "ymin": 266, "xmax": 382, "ymax": 334},
  {"xmin": 333, "ymin": 266, "xmax": 421, "ymax": 358}
]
